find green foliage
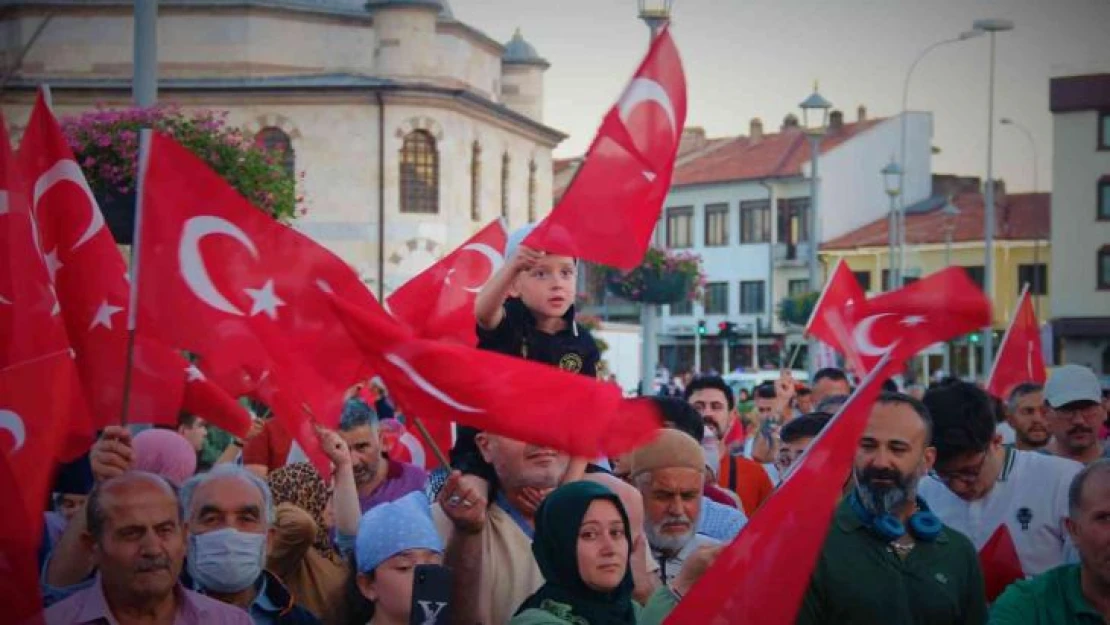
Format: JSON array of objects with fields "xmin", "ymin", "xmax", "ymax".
[{"xmin": 778, "ymin": 291, "xmax": 819, "ymax": 327}]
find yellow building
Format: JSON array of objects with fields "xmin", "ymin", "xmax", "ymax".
[{"xmin": 820, "ymin": 179, "xmax": 1050, "ymax": 378}]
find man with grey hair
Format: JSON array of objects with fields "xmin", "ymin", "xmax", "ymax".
[
  {"xmin": 335, "ymin": 397, "xmax": 426, "ymax": 513},
  {"xmin": 1005, "ymin": 382, "xmax": 1050, "ymax": 451},
  {"xmin": 179, "ymin": 464, "xmax": 319, "ymax": 625},
  {"xmin": 45, "ymin": 472, "xmax": 251, "ymax": 625},
  {"xmin": 990, "ymin": 460, "xmax": 1110, "ymax": 623}
]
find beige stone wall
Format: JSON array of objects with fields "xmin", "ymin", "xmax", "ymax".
[
  {"xmin": 501, "ymin": 64, "xmax": 545, "ymax": 122},
  {"xmin": 372, "ymin": 6, "xmax": 437, "ymax": 79}
]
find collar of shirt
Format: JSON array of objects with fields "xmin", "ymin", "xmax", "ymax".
[
  {"xmin": 495, "ymin": 490, "xmax": 534, "ymax": 539},
  {"xmin": 75, "ymin": 575, "xmax": 209, "ymax": 624},
  {"xmin": 505, "ymin": 297, "xmax": 579, "ymax": 335},
  {"xmin": 1061, "ymin": 564, "xmax": 1104, "ymax": 619}
]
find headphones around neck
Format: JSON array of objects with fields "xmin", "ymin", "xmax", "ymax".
[{"xmin": 848, "ymin": 490, "xmax": 942, "ymax": 543}]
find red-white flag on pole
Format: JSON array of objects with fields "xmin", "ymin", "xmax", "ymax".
[{"xmin": 986, "ymin": 285, "xmax": 1046, "ymax": 399}]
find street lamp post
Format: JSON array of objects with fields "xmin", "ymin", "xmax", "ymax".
[
  {"xmin": 636, "ymin": 0, "xmax": 674, "ymax": 394},
  {"xmin": 800, "ymin": 83, "xmax": 832, "ymax": 376},
  {"xmin": 896, "ymin": 29, "xmax": 983, "ymax": 289},
  {"xmin": 974, "ymin": 18, "xmax": 1014, "ymax": 379},
  {"xmin": 882, "ymin": 159, "xmax": 903, "ymax": 289},
  {"xmin": 941, "ymin": 199, "xmax": 960, "ymax": 375},
  {"xmin": 637, "ymin": 0, "xmax": 674, "ymax": 39},
  {"xmin": 133, "ymin": 0, "xmax": 158, "ymax": 107},
  {"xmin": 1001, "ymin": 116, "xmax": 1042, "ymax": 317}
]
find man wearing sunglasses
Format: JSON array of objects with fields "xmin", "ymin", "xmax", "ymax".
[{"xmin": 918, "ymin": 381, "xmax": 1084, "ymax": 578}]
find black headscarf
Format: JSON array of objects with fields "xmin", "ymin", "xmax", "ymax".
[{"xmin": 515, "ymin": 481, "xmax": 637, "ymax": 625}]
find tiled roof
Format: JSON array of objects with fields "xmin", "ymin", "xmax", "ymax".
[
  {"xmin": 821, "ymin": 190, "xmax": 1050, "ymax": 250},
  {"xmin": 671, "ymin": 118, "xmax": 885, "ymax": 187}
]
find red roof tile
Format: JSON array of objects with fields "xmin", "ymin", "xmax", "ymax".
[
  {"xmin": 671, "ymin": 119, "xmax": 886, "ymax": 187},
  {"xmin": 821, "ymin": 190, "xmax": 1050, "ymax": 250}
]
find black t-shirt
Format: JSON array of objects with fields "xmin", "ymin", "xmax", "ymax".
[{"xmin": 450, "ymin": 297, "xmax": 600, "ymax": 481}]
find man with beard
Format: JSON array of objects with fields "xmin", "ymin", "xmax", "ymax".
[
  {"xmin": 336, "ymin": 399, "xmax": 427, "ymax": 513},
  {"xmin": 797, "ymin": 393, "xmax": 987, "ymax": 625},
  {"xmin": 45, "ymin": 472, "xmax": 251, "ymax": 625},
  {"xmin": 1006, "ymin": 383, "xmax": 1051, "ymax": 451},
  {"xmin": 919, "ymin": 382, "xmax": 1082, "ymax": 577},
  {"xmin": 432, "ymin": 433, "xmax": 570, "ymax": 625},
  {"xmin": 628, "ymin": 429, "xmax": 721, "ymax": 585},
  {"xmin": 1044, "ymin": 365, "xmax": 1110, "ymax": 465},
  {"xmin": 989, "ymin": 460, "xmax": 1110, "ymax": 623}
]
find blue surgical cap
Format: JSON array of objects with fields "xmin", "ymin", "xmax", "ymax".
[{"xmin": 355, "ymin": 491, "xmax": 444, "ymax": 573}]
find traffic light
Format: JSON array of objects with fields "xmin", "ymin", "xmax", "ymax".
[
  {"xmin": 697, "ymin": 320, "xmax": 707, "ymax": 336},
  {"xmin": 969, "ymin": 332, "xmax": 981, "ymax": 344}
]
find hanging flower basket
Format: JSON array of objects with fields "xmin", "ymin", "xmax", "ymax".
[
  {"xmin": 60, "ymin": 106, "xmax": 304, "ymax": 243},
  {"xmin": 604, "ymin": 246, "xmax": 706, "ymax": 305}
]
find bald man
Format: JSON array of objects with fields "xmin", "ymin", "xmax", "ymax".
[{"xmin": 581, "ymin": 472, "xmax": 660, "ymax": 604}]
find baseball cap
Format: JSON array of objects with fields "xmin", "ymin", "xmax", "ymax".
[{"xmin": 1044, "ymin": 364, "xmax": 1102, "ymax": 408}]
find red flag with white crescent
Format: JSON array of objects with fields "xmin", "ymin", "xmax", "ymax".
[
  {"xmin": 387, "ymin": 218, "xmax": 507, "ymax": 346},
  {"xmin": 979, "ymin": 524, "xmax": 1025, "ymax": 602},
  {"xmin": 986, "ymin": 286, "xmax": 1045, "ymax": 399},
  {"xmin": 525, "ymin": 27, "xmax": 686, "ymax": 269},
  {"xmin": 805, "ymin": 258, "xmax": 868, "ymax": 376}
]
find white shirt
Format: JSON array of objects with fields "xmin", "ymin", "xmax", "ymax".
[
  {"xmin": 996, "ymin": 422, "xmax": 1017, "ymax": 446},
  {"xmin": 918, "ymin": 447, "xmax": 1083, "ymax": 577},
  {"xmin": 651, "ymin": 533, "xmax": 720, "ymax": 586}
]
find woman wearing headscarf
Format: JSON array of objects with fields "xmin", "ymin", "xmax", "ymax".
[
  {"xmin": 350, "ymin": 491, "xmax": 445, "ymax": 625},
  {"xmin": 511, "ymin": 481, "xmax": 714, "ymax": 625},
  {"xmin": 132, "ymin": 428, "xmax": 198, "ymax": 486},
  {"xmin": 266, "ymin": 430, "xmax": 362, "ymax": 625}
]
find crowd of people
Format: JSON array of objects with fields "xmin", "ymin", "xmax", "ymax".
[{"xmin": 27, "ymin": 230, "xmax": 1110, "ymax": 625}]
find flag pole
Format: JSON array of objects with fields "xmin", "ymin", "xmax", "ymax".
[
  {"xmin": 410, "ymin": 415, "xmax": 450, "ymax": 469},
  {"xmin": 119, "ymin": 129, "xmax": 152, "ymax": 425}
]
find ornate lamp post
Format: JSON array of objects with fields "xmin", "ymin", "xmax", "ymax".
[{"xmin": 800, "ymin": 83, "xmax": 832, "ymax": 375}]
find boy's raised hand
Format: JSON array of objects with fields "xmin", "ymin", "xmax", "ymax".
[{"xmin": 510, "ymin": 244, "xmax": 545, "ymax": 274}]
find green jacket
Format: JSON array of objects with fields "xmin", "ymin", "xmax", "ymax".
[
  {"xmin": 797, "ymin": 498, "xmax": 988, "ymax": 625},
  {"xmin": 509, "ymin": 587, "xmax": 678, "ymax": 625},
  {"xmin": 989, "ymin": 564, "xmax": 1107, "ymax": 625}
]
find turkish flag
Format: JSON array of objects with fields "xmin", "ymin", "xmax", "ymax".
[
  {"xmin": 0, "ymin": 449, "xmax": 46, "ymax": 625},
  {"xmin": 331, "ymin": 294, "xmax": 662, "ymax": 458},
  {"xmin": 137, "ymin": 133, "xmax": 374, "ymax": 438},
  {"xmin": 836, "ymin": 267, "xmax": 992, "ymax": 376},
  {"xmin": 0, "ymin": 351, "xmax": 81, "ymax": 533},
  {"xmin": 18, "ymin": 93, "xmax": 187, "ymax": 429},
  {"xmin": 664, "ymin": 354, "xmax": 896, "ymax": 625},
  {"xmin": 525, "ymin": 28, "xmax": 686, "ymax": 269},
  {"xmin": 805, "ymin": 258, "xmax": 866, "ymax": 367},
  {"xmin": 380, "ymin": 418, "xmax": 454, "ymax": 470},
  {"xmin": 979, "ymin": 524, "xmax": 1025, "ymax": 602},
  {"xmin": 986, "ymin": 287, "xmax": 1045, "ymax": 399},
  {"xmin": 181, "ymin": 364, "xmax": 252, "ymax": 438},
  {"xmin": 387, "ymin": 218, "xmax": 507, "ymax": 346}
]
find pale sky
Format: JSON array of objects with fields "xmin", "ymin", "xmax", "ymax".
[{"xmin": 454, "ymin": 0, "xmax": 1110, "ymax": 193}]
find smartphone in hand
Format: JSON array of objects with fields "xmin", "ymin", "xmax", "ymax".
[{"xmin": 409, "ymin": 564, "xmax": 452, "ymax": 625}]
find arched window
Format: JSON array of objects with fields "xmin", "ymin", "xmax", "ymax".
[
  {"xmin": 527, "ymin": 159, "xmax": 537, "ymax": 223},
  {"xmin": 255, "ymin": 127, "xmax": 295, "ymax": 177},
  {"xmin": 400, "ymin": 130, "xmax": 439, "ymax": 214},
  {"xmin": 471, "ymin": 141, "xmax": 482, "ymax": 221},
  {"xmin": 501, "ymin": 152, "xmax": 511, "ymax": 221}
]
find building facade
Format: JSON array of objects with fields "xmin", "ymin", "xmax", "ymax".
[
  {"xmin": 619, "ymin": 107, "xmax": 934, "ymax": 375},
  {"xmin": 0, "ymin": 0, "xmax": 565, "ymax": 295},
  {"xmin": 822, "ymin": 177, "xmax": 1051, "ymax": 380},
  {"xmin": 1048, "ymin": 73, "xmax": 1110, "ymax": 375}
]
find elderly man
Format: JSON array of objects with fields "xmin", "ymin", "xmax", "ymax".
[
  {"xmin": 1006, "ymin": 383, "xmax": 1050, "ymax": 452},
  {"xmin": 628, "ymin": 429, "xmax": 721, "ymax": 585},
  {"xmin": 180, "ymin": 464, "xmax": 320, "ymax": 625},
  {"xmin": 433, "ymin": 432, "xmax": 570, "ymax": 625},
  {"xmin": 45, "ymin": 472, "xmax": 251, "ymax": 625},
  {"xmin": 1044, "ymin": 365, "xmax": 1109, "ymax": 465},
  {"xmin": 335, "ymin": 398, "xmax": 426, "ymax": 512},
  {"xmin": 797, "ymin": 392, "xmax": 987, "ymax": 625},
  {"xmin": 918, "ymin": 381, "xmax": 1083, "ymax": 578},
  {"xmin": 990, "ymin": 460, "xmax": 1110, "ymax": 623}
]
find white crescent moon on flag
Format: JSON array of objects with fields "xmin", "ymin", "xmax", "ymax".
[
  {"xmin": 0, "ymin": 410, "xmax": 26, "ymax": 452},
  {"xmin": 33, "ymin": 160, "xmax": 105, "ymax": 250},
  {"xmin": 385, "ymin": 353, "xmax": 482, "ymax": 414},
  {"xmin": 399, "ymin": 432, "xmax": 427, "ymax": 469},
  {"xmin": 448, "ymin": 243, "xmax": 504, "ymax": 294},
  {"xmin": 618, "ymin": 77, "xmax": 678, "ymax": 138},
  {"xmin": 852, "ymin": 313, "xmax": 900, "ymax": 357},
  {"xmin": 178, "ymin": 216, "xmax": 259, "ymax": 316}
]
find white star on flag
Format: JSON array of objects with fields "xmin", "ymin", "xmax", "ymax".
[
  {"xmin": 244, "ymin": 279, "xmax": 285, "ymax": 320},
  {"xmin": 44, "ymin": 248, "xmax": 63, "ymax": 282},
  {"xmin": 185, "ymin": 365, "xmax": 205, "ymax": 383},
  {"xmin": 900, "ymin": 315, "xmax": 927, "ymax": 328},
  {"xmin": 89, "ymin": 300, "xmax": 124, "ymax": 330}
]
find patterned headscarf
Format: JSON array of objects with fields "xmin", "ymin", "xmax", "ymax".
[{"xmin": 267, "ymin": 462, "xmax": 339, "ymax": 562}]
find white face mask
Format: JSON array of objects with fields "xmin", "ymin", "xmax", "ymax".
[
  {"xmin": 701, "ymin": 431, "xmax": 721, "ymax": 467},
  {"xmin": 187, "ymin": 527, "xmax": 266, "ymax": 593}
]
